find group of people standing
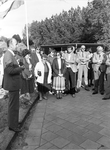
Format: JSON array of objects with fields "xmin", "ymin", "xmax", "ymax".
[
  {"xmin": 0, "ymin": 34, "xmax": 110, "ymax": 133},
  {"xmin": 34, "ymin": 44, "xmax": 110, "ymax": 102}
]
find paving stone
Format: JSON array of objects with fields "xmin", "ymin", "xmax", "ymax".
[
  {"xmin": 39, "ymin": 138, "xmax": 47, "ymax": 146},
  {"xmin": 68, "ymin": 132, "xmax": 87, "ymax": 145},
  {"xmin": 99, "ymin": 128, "xmax": 110, "ymax": 138},
  {"xmin": 48, "ymin": 145, "xmax": 60, "ymax": 149},
  {"xmin": 80, "ymin": 139, "xmax": 101, "ymax": 149},
  {"xmin": 33, "ymin": 112, "xmax": 45, "ymax": 118},
  {"xmin": 79, "ymin": 114, "xmax": 93, "ymax": 121},
  {"xmin": 64, "ymin": 116, "xmax": 80, "ymax": 123},
  {"xmin": 45, "ymin": 124, "xmax": 63, "ymax": 133},
  {"xmin": 88, "ymin": 117, "xmax": 102, "ymax": 125},
  {"xmin": 9, "ymin": 88, "xmax": 110, "ymax": 150},
  {"xmin": 44, "ymin": 114, "xmax": 57, "ymax": 121},
  {"xmin": 27, "ymin": 128, "xmax": 42, "ymax": 137},
  {"xmin": 83, "ymin": 130, "xmax": 103, "ymax": 142},
  {"xmin": 74, "ymin": 119, "xmax": 90, "ymax": 127},
  {"xmin": 97, "ymin": 136, "xmax": 110, "ymax": 148},
  {"xmin": 61, "ymin": 121, "xmax": 77, "ymax": 131},
  {"xmin": 43, "ymin": 121, "xmax": 54, "ymax": 128},
  {"xmin": 41, "ymin": 131, "xmax": 58, "ymax": 142},
  {"xmin": 56, "ymin": 128, "xmax": 73, "ymax": 139},
  {"xmin": 52, "ymin": 117, "xmax": 66, "ymax": 125},
  {"xmin": 71, "ymin": 126, "xmax": 88, "ymax": 135},
  {"xmin": 22, "ymin": 145, "xmax": 39, "ymax": 150},
  {"xmin": 43, "ymin": 119, "xmax": 51, "ymax": 125},
  {"xmin": 57, "ymin": 113, "xmax": 69, "ymax": 119},
  {"xmin": 42, "ymin": 128, "xmax": 48, "ymax": 134},
  {"xmin": 50, "ymin": 137, "xmax": 70, "ymax": 148},
  {"xmin": 36, "ymin": 142, "xmax": 53, "ymax": 149},
  {"xmin": 25, "ymin": 136, "xmax": 40, "ymax": 146},
  {"xmin": 29, "ymin": 122, "xmax": 43, "ymax": 129},
  {"xmin": 62, "ymin": 143, "xmax": 84, "ymax": 149},
  {"xmin": 31, "ymin": 117, "xmax": 44, "ymax": 123},
  {"xmin": 85, "ymin": 123, "xmax": 104, "ymax": 132}
]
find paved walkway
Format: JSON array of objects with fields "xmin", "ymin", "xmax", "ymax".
[{"xmin": 23, "ymin": 87, "xmax": 110, "ymax": 150}]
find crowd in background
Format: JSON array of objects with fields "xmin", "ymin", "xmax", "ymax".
[{"xmin": 0, "ymin": 34, "xmax": 110, "ymax": 132}]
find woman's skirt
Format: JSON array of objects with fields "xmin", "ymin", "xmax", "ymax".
[
  {"xmin": 20, "ymin": 75, "xmax": 34, "ymax": 95},
  {"xmin": 53, "ymin": 76, "xmax": 65, "ymax": 91},
  {"xmin": 37, "ymin": 72, "xmax": 51, "ymax": 94}
]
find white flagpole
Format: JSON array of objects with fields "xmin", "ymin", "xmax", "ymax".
[{"xmin": 24, "ymin": 0, "xmax": 29, "ymax": 49}]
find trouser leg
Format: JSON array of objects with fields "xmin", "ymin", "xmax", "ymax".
[
  {"xmin": 104, "ymin": 74, "xmax": 110, "ymax": 98},
  {"xmin": 8, "ymin": 90, "xmax": 19, "ymax": 129},
  {"xmin": 77, "ymin": 65, "xmax": 83, "ymax": 88},
  {"xmin": 99, "ymin": 72, "xmax": 105, "ymax": 93},
  {"xmin": 69, "ymin": 69, "xmax": 76, "ymax": 94},
  {"xmin": 65, "ymin": 69, "xmax": 70, "ymax": 94},
  {"xmin": 94, "ymin": 79, "xmax": 99, "ymax": 92},
  {"xmin": 84, "ymin": 65, "xmax": 88, "ymax": 86}
]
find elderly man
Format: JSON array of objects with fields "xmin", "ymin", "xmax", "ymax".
[
  {"xmin": 2, "ymin": 35, "xmax": 25, "ymax": 132},
  {"xmin": 76, "ymin": 45, "xmax": 90, "ymax": 91},
  {"xmin": 92, "ymin": 46, "xmax": 106, "ymax": 95}
]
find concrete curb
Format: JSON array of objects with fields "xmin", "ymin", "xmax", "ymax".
[{"xmin": 0, "ymin": 93, "xmax": 39, "ymax": 150}]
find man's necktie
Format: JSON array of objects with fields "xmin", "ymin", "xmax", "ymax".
[{"xmin": 82, "ymin": 52, "xmax": 84, "ymax": 58}]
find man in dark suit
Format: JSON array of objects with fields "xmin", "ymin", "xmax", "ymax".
[{"xmin": 2, "ymin": 35, "xmax": 25, "ymax": 132}]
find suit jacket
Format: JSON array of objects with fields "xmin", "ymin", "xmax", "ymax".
[
  {"xmin": 92, "ymin": 52, "xmax": 106, "ymax": 72},
  {"xmin": 3, "ymin": 50, "xmax": 23, "ymax": 91},
  {"xmin": 77, "ymin": 51, "xmax": 90, "ymax": 65},
  {"xmin": 31, "ymin": 51, "xmax": 41, "ymax": 68},
  {"xmin": 52, "ymin": 58, "xmax": 66, "ymax": 77},
  {"xmin": 64, "ymin": 52, "xmax": 78, "ymax": 73}
]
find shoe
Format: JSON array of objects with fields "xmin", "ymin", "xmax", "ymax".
[
  {"xmin": 59, "ymin": 92, "xmax": 62, "ymax": 99},
  {"xmin": 102, "ymin": 97, "xmax": 110, "ymax": 100},
  {"xmin": 39, "ymin": 97, "xmax": 43, "ymax": 101},
  {"xmin": 85, "ymin": 86, "xmax": 90, "ymax": 91},
  {"xmin": 72, "ymin": 94, "xmax": 76, "ymax": 98},
  {"xmin": 56, "ymin": 93, "xmax": 59, "ymax": 99},
  {"xmin": 39, "ymin": 93, "xmax": 43, "ymax": 101},
  {"xmin": 43, "ymin": 96, "xmax": 48, "ymax": 100},
  {"xmin": 92, "ymin": 91, "xmax": 98, "ymax": 94},
  {"xmin": 92, "ymin": 88, "xmax": 95, "ymax": 91},
  {"xmin": 9, "ymin": 127, "xmax": 22, "ymax": 132},
  {"xmin": 88, "ymin": 84, "xmax": 91, "ymax": 87},
  {"xmin": 100, "ymin": 92, "xmax": 104, "ymax": 95},
  {"xmin": 76, "ymin": 88, "xmax": 80, "ymax": 93}
]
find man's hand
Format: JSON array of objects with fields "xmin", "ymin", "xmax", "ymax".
[
  {"xmin": 20, "ymin": 65, "xmax": 25, "ymax": 70},
  {"xmin": 58, "ymin": 74, "xmax": 63, "ymax": 77}
]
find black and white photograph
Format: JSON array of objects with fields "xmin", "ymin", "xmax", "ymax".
[{"xmin": 0, "ymin": 0, "xmax": 110, "ymax": 149}]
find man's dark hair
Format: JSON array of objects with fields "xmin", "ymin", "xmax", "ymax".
[{"xmin": 12, "ymin": 34, "xmax": 21, "ymax": 43}]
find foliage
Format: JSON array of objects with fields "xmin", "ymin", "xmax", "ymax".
[{"xmin": 22, "ymin": 0, "xmax": 110, "ymax": 48}]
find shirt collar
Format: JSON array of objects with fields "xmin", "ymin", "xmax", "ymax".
[{"xmin": 8, "ymin": 49, "xmax": 15, "ymax": 56}]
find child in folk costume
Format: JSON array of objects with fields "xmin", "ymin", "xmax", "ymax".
[
  {"xmin": 34, "ymin": 54, "xmax": 52, "ymax": 101},
  {"xmin": 20, "ymin": 49, "xmax": 34, "ymax": 103},
  {"xmin": 52, "ymin": 52, "xmax": 66, "ymax": 99}
]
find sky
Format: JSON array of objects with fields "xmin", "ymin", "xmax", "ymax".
[{"xmin": 0, "ymin": 0, "xmax": 91, "ymax": 38}]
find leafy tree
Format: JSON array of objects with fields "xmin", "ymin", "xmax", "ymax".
[{"xmin": 22, "ymin": 0, "xmax": 110, "ymax": 48}]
